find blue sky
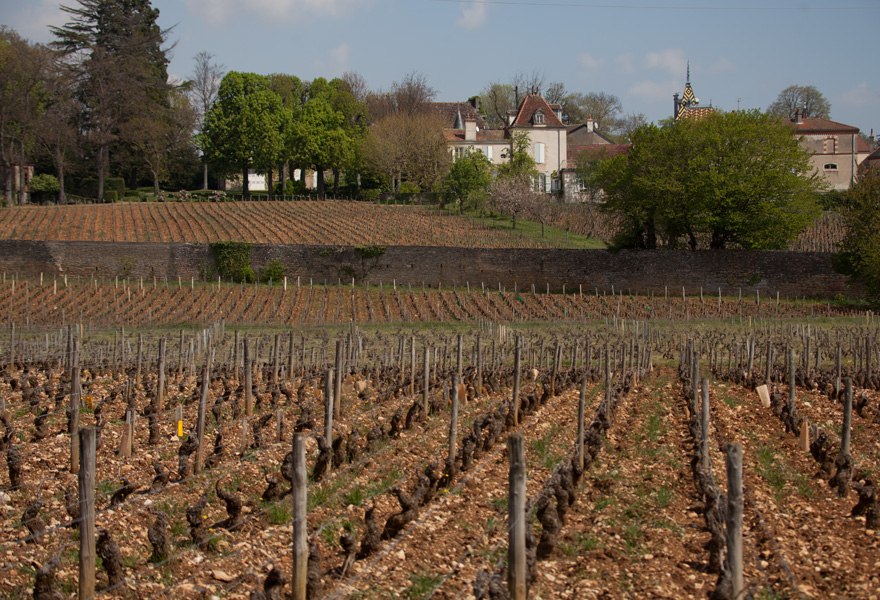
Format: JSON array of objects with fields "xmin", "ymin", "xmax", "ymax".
[{"xmin": 3, "ymin": 0, "xmax": 879, "ymax": 135}]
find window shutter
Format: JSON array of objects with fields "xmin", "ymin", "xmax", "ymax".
[
  {"xmin": 545, "ymin": 176, "xmax": 552, "ymax": 193},
  {"xmin": 486, "ymin": 146, "xmax": 493, "ymax": 161},
  {"xmin": 534, "ymin": 143, "xmax": 545, "ymax": 164}
]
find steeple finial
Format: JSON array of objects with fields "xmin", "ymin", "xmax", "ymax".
[{"xmin": 686, "ymin": 61, "xmax": 690, "ymax": 84}]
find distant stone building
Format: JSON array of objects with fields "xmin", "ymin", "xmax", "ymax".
[{"xmin": 786, "ymin": 112, "xmax": 872, "ymax": 191}]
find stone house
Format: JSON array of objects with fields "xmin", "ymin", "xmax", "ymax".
[{"xmin": 786, "ymin": 112, "xmax": 872, "ymax": 191}]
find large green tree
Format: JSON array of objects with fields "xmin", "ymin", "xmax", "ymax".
[
  {"xmin": 51, "ymin": 0, "xmax": 171, "ymax": 201},
  {"xmin": 836, "ymin": 166, "xmax": 880, "ymax": 305},
  {"xmin": 441, "ymin": 147, "xmax": 493, "ymax": 211},
  {"xmin": 201, "ymin": 71, "xmax": 287, "ymax": 198},
  {"xmin": 595, "ymin": 109, "xmax": 823, "ymax": 250}
]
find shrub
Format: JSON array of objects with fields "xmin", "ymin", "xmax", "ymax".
[
  {"xmin": 259, "ymin": 259, "xmax": 287, "ymax": 284},
  {"xmin": 104, "ymin": 190, "xmax": 118, "ymax": 202},
  {"xmin": 209, "ymin": 241, "xmax": 253, "ymax": 282},
  {"xmin": 106, "ymin": 177, "xmax": 125, "ymax": 198},
  {"xmin": 358, "ymin": 188, "xmax": 381, "ymax": 202},
  {"xmin": 29, "ymin": 174, "xmax": 60, "ymax": 194}
]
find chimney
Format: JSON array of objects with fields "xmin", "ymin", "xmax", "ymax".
[
  {"xmin": 586, "ymin": 117, "xmax": 594, "ymax": 133},
  {"xmin": 464, "ymin": 117, "xmax": 477, "ymax": 142},
  {"xmin": 794, "ymin": 109, "xmax": 801, "ymax": 125},
  {"xmin": 673, "ymin": 93, "xmax": 680, "ymax": 119},
  {"xmin": 802, "ymin": 103, "xmax": 808, "ymax": 119},
  {"xmin": 507, "ymin": 110, "xmax": 516, "ymax": 126},
  {"xmin": 470, "ymin": 96, "xmax": 480, "ymax": 111}
]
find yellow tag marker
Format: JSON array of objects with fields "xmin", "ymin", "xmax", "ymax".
[
  {"xmin": 178, "ymin": 421, "xmax": 183, "ymax": 437},
  {"xmin": 85, "ymin": 396, "xmax": 94, "ymax": 410}
]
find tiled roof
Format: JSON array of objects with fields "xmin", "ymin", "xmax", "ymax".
[
  {"xmin": 857, "ymin": 136, "xmax": 872, "ymax": 153},
  {"xmin": 679, "ymin": 107, "xmax": 716, "ymax": 121},
  {"xmin": 510, "ymin": 95, "xmax": 567, "ymax": 128},
  {"xmin": 424, "ymin": 102, "xmax": 488, "ymax": 129},
  {"xmin": 787, "ymin": 117, "xmax": 859, "ymax": 134},
  {"xmin": 567, "ymin": 144, "xmax": 630, "ymax": 164},
  {"xmin": 567, "ymin": 125, "xmax": 615, "ymax": 146}
]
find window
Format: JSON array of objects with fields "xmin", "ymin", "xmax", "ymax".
[
  {"xmin": 534, "ymin": 142, "xmax": 545, "ymax": 164},
  {"xmin": 533, "ymin": 111, "xmax": 544, "ymax": 124},
  {"xmin": 824, "ymin": 163, "xmax": 838, "ymax": 171},
  {"xmin": 824, "ymin": 137, "xmax": 837, "ymax": 153},
  {"xmin": 484, "ymin": 146, "xmax": 493, "ymax": 161},
  {"xmin": 454, "ymin": 146, "xmax": 467, "ymax": 160}
]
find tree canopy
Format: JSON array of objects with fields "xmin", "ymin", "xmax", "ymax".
[
  {"xmin": 836, "ymin": 166, "xmax": 880, "ymax": 305},
  {"xmin": 594, "ymin": 109, "xmax": 823, "ymax": 250},
  {"xmin": 767, "ymin": 85, "xmax": 831, "ymax": 119}
]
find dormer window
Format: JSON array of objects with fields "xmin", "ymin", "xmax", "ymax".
[{"xmin": 533, "ymin": 110, "xmax": 544, "ymax": 125}]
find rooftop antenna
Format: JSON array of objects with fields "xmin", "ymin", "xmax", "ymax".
[{"xmin": 736, "ymin": 98, "xmax": 751, "ymax": 110}]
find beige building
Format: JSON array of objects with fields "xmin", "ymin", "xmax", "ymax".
[
  {"xmin": 787, "ymin": 113, "xmax": 872, "ymax": 191},
  {"xmin": 439, "ymin": 94, "xmax": 569, "ymax": 193}
]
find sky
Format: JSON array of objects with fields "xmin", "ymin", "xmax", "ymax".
[{"xmin": 2, "ymin": 0, "xmax": 879, "ymax": 136}]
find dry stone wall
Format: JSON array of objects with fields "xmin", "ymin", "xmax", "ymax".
[{"xmin": 0, "ymin": 240, "xmax": 856, "ymax": 299}]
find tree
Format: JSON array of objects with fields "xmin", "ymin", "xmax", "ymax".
[
  {"xmin": 595, "ymin": 110, "xmax": 823, "ymax": 250},
  {"xmin": 768, "ymin": 85, "xmax": 831, "ymax": 119},
  {"xmin": 34, "ymin": 59, "xmax": 79, "ymax": 204},
  {"xmin": 188, "ymin": 51, "xmax": 225, "ymax": 189},
  {"xmin": 497, "ymin": 131, "xmax": 537, "ymax": 180},
  {"xmin": 51, "ymin": 0, "xmax": 172, "ymax": 201},
  {"xmin": 488, "ymin": 173, "xmax": 540, "ymax": 230},
  {"xmin": 288, "ymin": 96, "xmax": 349, "ymax": 198},
  {"xmin": 201, "ymin": 71, "xmax": 287, "ymax": 198},
  {"xmin": 616, "ymin": 112, "xmax": 648, "ymax": 142},
  {"xmin": 479, "ymin": 82, "xmax": 516, "ymax": 129},
  {"xmin": 440, "ymin": 147, "xmax": 492, "ymax": 211},
  {"xmin": 0, "ymin": 27, "xmax": 50, "ymax": 205},
  {"xmin": 836, "ymin": 166, "xmax": 880, "ymax": 305},
  {"xmin": 362, "ymin": 111, "xmax": 450, "ymax": 193}
]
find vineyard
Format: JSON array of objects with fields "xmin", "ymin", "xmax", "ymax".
[
  {"xmin": 0, "ymin": 201, "xmax": 848, "ymax": 252},
  {"xmin": 0, "ymin": 276, "xmax": 878, "ymax": 599},
  {"xmin": 0, "ymin": 202, "xmax": 574, "ymax": 249},
  {"xmin": 0, "ymin": 277, "xmax": 862, "ymax": 331}
]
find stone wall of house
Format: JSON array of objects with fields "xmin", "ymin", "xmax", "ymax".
[{"xmin": 0, "ymin": 240, "xmax": 855, "ymax": 299}]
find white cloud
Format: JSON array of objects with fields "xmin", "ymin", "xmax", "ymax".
[
  {"xmin": 183, "ymin": 0, "xmax": 371, "ymax": 25},
  {"xmin": 628, "ymin": 79, "xmax": 679, "ymax": 102},
  {"xmin": 615, "ymin": 53, "xmax": 635, "ymax": 75},
  {"xmin": 707, "ymin": 57, "xmax": 736, "ymax": 74},
  {"xmin": 313, "ymin": 43, "xmax": 351, "ymax": 77},
  {"xmin": 456, "ymin": 1, "xmax": 489, "ymax": 29},
  {"xmin": 643, "ymin": 48, "xmax": 687, "ymax": 76},
  {"xmin": 578, "ymin": 53, "xmax": 604, "ymax": 70},
  {"xmin": 837, "ymin": 82, "xmax": 880, "ymax": 107}
]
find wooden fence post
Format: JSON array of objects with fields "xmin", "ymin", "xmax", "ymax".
[
  {"xmin": 70, "ymin": 339, "xmax": 81, "ymax": 474},
  {"xmin": 725, "ymin": 443, "xmax": 744, "ymax": 600},
  {"xmin": 291, "ymin": 433, "xmax": 308, "ymax": 600},
  {"xmin": 78, "ymin": 427, "xmax": 96, "ymax": 600},
  {"xmin": 157, "ymin": 338, "xmax": 167, "ymax": 411},
  {"xmin": 508, "ymin": 433, "xmax": 526, "ymax": 600}
]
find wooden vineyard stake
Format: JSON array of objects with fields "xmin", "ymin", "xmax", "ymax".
[
  {"xmin": 423, "ymin": 346, "xmax": 430, "ymax": 417},
  {"xmin": 476, "ymin": 336, "xmax": 482, "ymax": 398},
  {"xmin": 577, "ymin": 376, "xmax": 586, "ymax": 471},
  {"xmin": 178, "ymin": 329, "xmax": 185, "ymax": 377},
  {"xmin": 244, "ymin": 337, "xmax": 253, "ymax": 417},
  {"xmin": 194, "ymin": 355, "xmax": 212, "ymax": 475},
  {"xmin": 70, "ymin": 339, "xmax": 81, "ymax": 474},
  {"xmin": 788, "ymin": 348, "xmax": 796, "ymax": 406},
  {"xmin": 448, "ymin": 374, "xmax": 459, "ymax": 467},
  {"xmin": 276, "ymin": 409, "xmax": 284, "ymax": 442},
  {"xmin": 119, "ymin": 409, "xmax": 133, "ymax": 459},
  {"xmin": 508, "ymin": 433, "xmax": 526, "ymax": 600},
  {"xmin": 755, "ymin": 384, "xmax": 771, "ymax": 408},
  {"xmin": 410, "ymin": 336, "xmax": 416, "ymax": 395},
  {"xmin": 291, "ymin": 433, "xmax": 308, "ymax": 600},
  {"xmin": 512, "ymin": 342, "xmax": 521, "ymax": 427},
  {"xmin": 334, "ymin": 340, "xmax": 343, "ymax": 419},
  {"xmin": 324, "ymin": 368, "xmax": 334, "ymax": 467},
  {"xmin": 273, "ymin": 333, "xmax": 281, "ymax": 386},
  {"xmin": 234, "ymin": 330, "xmax": 240, "ymax": 381},
  {"xmin": 842, "ymin": 378, "xmax": 853, "ymax": 457},
  {"xmin": 9, "ymin": 322, "xmax": 14, "ymax": 373},
  {"xmin": 240, "ymin": 419, "xmax": 249, "ymax": 455},
  {"xmin": 700, "ymin": 378, "xmax": 711, "ymax": 474},
  {"xmin": 725, "ymin": 443, "xmax": 744, "ymax": 599},
  {"xmin": 78, "ymin": 427, "xmax": 96, "ymax": 600},
  {"xmin": 157, "ymin": 337, "xmax": 166, "ymax": 411}
]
